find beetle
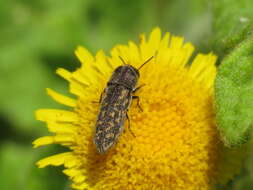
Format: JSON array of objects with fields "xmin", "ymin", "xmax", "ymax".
[{"xmin": 93, "ymin": 56, "xmax": 153, "ymax": 154}]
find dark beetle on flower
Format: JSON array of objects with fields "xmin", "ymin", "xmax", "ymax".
[{"xmin": 94, "ymin": 56, "xmax": 153, "ymax": 154}]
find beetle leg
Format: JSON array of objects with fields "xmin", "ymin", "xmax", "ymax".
[
  {"xmin": 133, "ymin": 84, "xmax": 145, "ymax": 93},
  {"xmin": 132, "ymin": 96, "xmax": 143, "ymax": 112},
  {"xmin": 126, "ymin": 112, "xmax": 135, "ymax": 137}
]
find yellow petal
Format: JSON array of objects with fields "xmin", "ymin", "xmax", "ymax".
[
  {"xmin": 75, "ymin": 46, "xmax": 94, "ymax": 65},
  {"xmin": 128, "ymin": 41, "xmax": 141, "ymax": 66},
  {"xmin": 170, "ymin": 36, "xmax": 184, "ymax": 48},
  {"xmin": 36, "ymin": 152, "xmax": 76, "ymax": 168},
  {"xmin": 46, "ymin": 121, "xmax": 77, "ymax": 134},
  {"xmin": 95, "ymin": 50, "xmax": 112, "ymax": 77},
  {"xmin": 64, "ymin": 168, "xmax": 86, "ymax": 184},
  {"xmin": 180, "ymin": 42, "xmax": 195, "ymax": 67},
  {"xmin": 148, "ymin": 27, "xmax": 161, "ymax": 51},
  {"xmin": 139, "ymin": 32, "xmax": 150, "ymax": 59},
  {"xmin": 71, "ymin": 181, "xmax": 90, "ymax": 190},
  {"xmin": 32, "ymin": 135, "xmax": 74, "ymax": 148},
  {"xmin": 159, "ymin": 32, "xmax": 170, "ymax": 49},
  {"xmin": 72, "ymin": 70, "xmax": 93, "ymax": 86},
  {"xmin": 46, "ymin": 88, "xmax": 77, "ymax": 107},
  {"xmin": 56, "ymin": 68, "xmax": 72, "ymax": 81},
  {"xmin": 189, "ymin": 54, "xmax": 207, "ymax": 77},
  {"xmin": 69, "ymin": 79, "xmax": 90, "ymax": 97},
  {"xmin": 36, "ymin": 109, "xmax": 79, "ymax": 123},
  {"xmin": 189, "ymin": 53, "xmax": 217, "ymax": 85}
]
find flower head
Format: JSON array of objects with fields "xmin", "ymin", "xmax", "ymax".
[{"xmin": 33, "ymin": 28, "xmax": 241, "ymax": 189}]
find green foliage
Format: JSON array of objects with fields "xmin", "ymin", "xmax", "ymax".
[
  {"xmin": 212, "ymin": 0, "xmax": 253, "ymax": 59},
  {"xmin": 213, "ymin": 0, "xmax": 253, "ymax": 187},
  {"xmin": 215, "ymin": 39, "xmax": 253, "ymax": 147},
  {"xmin": 0, "ymin": 142, "xmax": 68, "ymax": 190},
  {"xmin": 213, "ymin": 0, "xmax": 253, "ymax": 146}
]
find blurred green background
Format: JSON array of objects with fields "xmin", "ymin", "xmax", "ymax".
[{"xmin": 0, "ymin": 0, "xmax": 252, "ymax": 189}]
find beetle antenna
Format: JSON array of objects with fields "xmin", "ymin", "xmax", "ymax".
[
  {"xmin": 119, "ymin": 56, "xmax": 127, "ymax": 65},
  {"xmin": 138, "ymin": 56, "xmax": 153, "ymax": 70}
]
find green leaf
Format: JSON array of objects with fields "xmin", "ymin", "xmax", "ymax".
[
  {"xmin": 0, "ymin": 142, "xmax": 68, "ymax": 190},
  {"xmin": 215, "ymin": 38, "xmax": 253, "ymax": 147},
  {"xmin": 0, "ymin": 44, "xmax": 65, "ymax": 136},
  {"xmin": 212, "ymin": 0, "xmax": 253, "ymax": 58}
]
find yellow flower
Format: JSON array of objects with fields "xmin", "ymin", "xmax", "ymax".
[{"xmin": 33, "ymin": 28, "xmax": 240, "ymax": 190}]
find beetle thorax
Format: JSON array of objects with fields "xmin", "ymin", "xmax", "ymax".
[{"xmin": 108, "ymin": 65, "xmax": 139, "ymax": 90}]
